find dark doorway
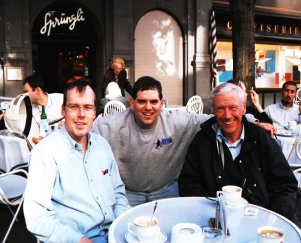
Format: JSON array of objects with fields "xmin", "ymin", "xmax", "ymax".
[{"xmin": 32, "ymin": 1, "xmax": 98, "ymax": 93}]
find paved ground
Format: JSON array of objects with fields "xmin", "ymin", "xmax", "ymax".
[{"xmin": 0, "ymin": 204, "xmax": 35, "ymax": 243}]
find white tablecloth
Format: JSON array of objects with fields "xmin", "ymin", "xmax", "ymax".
[
  {"xmin": 109, "ymin": 197, "xmax": 301, "ymax": 243},
  {"xmin": 0, "ymin": 134, "xmax": 30, "ymax": 172},
  {"xmin": 276, "ymin": 126, "xmax": 301, "ymax": 167}
]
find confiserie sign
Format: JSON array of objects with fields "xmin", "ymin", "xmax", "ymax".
[
  {"xmin": 226, "ymin": 21, "xmax": 300, "ymax": 36},
  {"xmin": 216, "ymin": 12, "xmax": 301, "ymax": 39},
  {"xmin": 40, "ymin": 8, "xmax": 85, "ymax": 36}
]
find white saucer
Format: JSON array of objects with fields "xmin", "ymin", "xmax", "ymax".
[
  {"xmin": 125, "ymin": 231, "xmax": 167, "ymax": 243},
  {"xmin": 225, "ymin": 198, "xmax": 248, "ymax": 210}
]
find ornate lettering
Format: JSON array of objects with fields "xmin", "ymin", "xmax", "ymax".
[
  {"xmin": 227, "ymin": 20, "xmax": 232, "ymax": 30},
  {"xmin": 225, "ymin": 19, "xmax": 300, "ymax": 37},
  {"xmin": 40, "ymin": 8, "xmax": 85, "ymax": 36},
  {"xmin": 295, "ymin": 27, "xmax": 299, "ymax": 34}
]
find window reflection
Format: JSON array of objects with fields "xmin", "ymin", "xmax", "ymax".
[{"xmin": 216, "ymin": 41, "xmax": 301, "ymax": 88}]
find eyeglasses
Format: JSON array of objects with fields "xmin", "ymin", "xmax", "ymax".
[{"xmin": 66, "ymin": 104, "xmax": 95, "ymax": 113}]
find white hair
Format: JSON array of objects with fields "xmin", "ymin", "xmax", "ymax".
[
  {"xmin": 211, "ymin": 82, "xmax": 245, "ymax": 108},
  {"xmin": 105, "ymin": 82, "xmax": 122, "ymax": 100}
]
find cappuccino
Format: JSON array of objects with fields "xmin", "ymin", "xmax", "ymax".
[
  {"xmin": 136, "ymin": 218, "xmax": 158, "ymax": 227},
  {"xmin": 260, "ymin": 230, "xmax": 283, "ymax": 238},
  {"xmin": 222, "ymin": 185, "xmax": 242, "ymax": 205},
  {"xmin": 128, "ymin": 216, "xmax": 160, "ymax": 241},
  {"xmin": 257, "ymin": 226, "xmax": 284, "ymax": 243}
]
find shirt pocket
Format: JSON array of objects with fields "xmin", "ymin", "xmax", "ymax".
[{"xmin": 99, "ymin": 170, "xmax": 116, "ymax": 206}]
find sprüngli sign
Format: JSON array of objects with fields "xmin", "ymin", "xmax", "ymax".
[{"xmin": 40, "ymin": 8, "xmax": 85, "ymax": 36}]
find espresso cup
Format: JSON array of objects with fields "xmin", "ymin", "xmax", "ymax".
[
  {"xmin": 171, "ymin": 223, "xmax": 203, "ymax": 243},
  {"xmin": 257, "ymin": 226, "xmax": 284, "ymax": 243},
  {"xmin": 222, "ymin": 185, "xmax": 242, "ymax": 205},
  {"xmin": 128, "ymin": 216, "xmax": 160, "ymax": 242}
]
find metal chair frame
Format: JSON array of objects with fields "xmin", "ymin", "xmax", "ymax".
[{"xmin": 0, "ymin": 169, "xmax": 28, "ymax": 243}]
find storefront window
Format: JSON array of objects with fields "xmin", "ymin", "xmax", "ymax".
[{"xmin": 216, "ymin": 41, "xmax": 301, "ymax": 88}]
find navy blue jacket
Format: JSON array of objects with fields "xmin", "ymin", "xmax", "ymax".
[{"xmin": 179, "ymin": 116, "xmax": 297, "ymax": 221}]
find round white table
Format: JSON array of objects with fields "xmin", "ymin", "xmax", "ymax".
[{"xmin": 108, "ymin": 197, "xmax": 301, "ymax": 243}]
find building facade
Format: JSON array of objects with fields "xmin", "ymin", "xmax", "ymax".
[{"xmin": 0, "ymin": 0, "xmax": 300, "ymax": 112}]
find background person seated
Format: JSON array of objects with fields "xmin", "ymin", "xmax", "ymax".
[
  {"xmin": 264, "ymin": 81, "xmax": 299, "ymax": 127},
  {"xmin": 22, "ymin": 75, "xmax": 64, "ymax": 143},
  {"xmin": 98, "ymin": 81, "xmax": 129, "ymax": 113}
]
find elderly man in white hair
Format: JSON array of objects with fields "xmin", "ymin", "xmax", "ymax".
[{"xmin": 179, "ymin": 82, "xmax": 298, "ymax": 224}]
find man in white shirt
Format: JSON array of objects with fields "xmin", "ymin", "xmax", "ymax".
[
  {"xmin": 264, "ymin": 81, "xmax": 300, "ymax": 127},
  {"xmin": 23, "ymin": 75, "xmax": 63, "ymax": 142}
]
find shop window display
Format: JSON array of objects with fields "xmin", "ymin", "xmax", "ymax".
[{"xmin": 216, "ymin": 41, "xmax": 301, "ymax": 88}]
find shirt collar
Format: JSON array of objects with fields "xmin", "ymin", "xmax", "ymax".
[
  {"xmin": 280, "ymin": 101, "xmax": 293, "ymax": 110},
  {"xmin": 216, "ymin": 125, "xmax": 245, "ymax": 146}
]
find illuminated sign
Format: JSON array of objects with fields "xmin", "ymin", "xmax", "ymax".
[
  {"xmin": 40, "ymin": 8, "xmax": 85, "ymax": 36},
  {"xmin": 215, "ymin": 12, "xmax": 301, "ymax": 39},
  {"xmin": 226, "ymin": 21, "xmax": 300, "ymax": 36}
]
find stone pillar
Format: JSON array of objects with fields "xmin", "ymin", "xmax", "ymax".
[{"xmin": 192, "ymin": 0, "xmax": 213, "ymax": 113}]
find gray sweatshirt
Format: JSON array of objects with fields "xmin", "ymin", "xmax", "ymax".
[{"xmin": 92, "ymin": 108, "xmax": 211, "ymax": 192}]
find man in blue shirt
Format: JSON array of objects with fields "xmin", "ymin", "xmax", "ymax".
[{"xmin": 24, "ymin": 80, "xmax": 130, "ymax": 242}]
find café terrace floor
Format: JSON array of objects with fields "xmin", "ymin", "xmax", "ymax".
[
  {"xmin": 1, "ymin": 196, "xmax": 301, "ymax": 242},
  {"xmin": 1, "ymin": 204, "xmax": 35, "ymax": 243}
]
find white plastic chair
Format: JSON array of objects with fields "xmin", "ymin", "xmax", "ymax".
[
  {"xmin": 186, "ymin": 95, "xmax": 203, "ymax": 115},
  {"xmin": 103, "ymin": 100, "xmax": 126, "ymax": 116},
  {"xmin": 0, "ymin": 169, "xmax": 28, "ymax": 243}
]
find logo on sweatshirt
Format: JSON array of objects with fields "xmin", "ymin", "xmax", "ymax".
[{"xmin": 155, "ymin": 137, "xmax": 173, "ymax": 149}]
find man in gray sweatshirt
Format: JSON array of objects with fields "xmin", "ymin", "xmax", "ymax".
[{"xmin": 92, "ymin": 76, "xmax": 270, "ymax": 206}]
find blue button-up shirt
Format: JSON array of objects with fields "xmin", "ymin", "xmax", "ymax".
[
  {"xmin": 24, "ymin": 126, "xmax": 130, "ymax": 242},
  {"xmin": 216, "ymin": 125, "xmax": 245, "ymax": 160}
]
